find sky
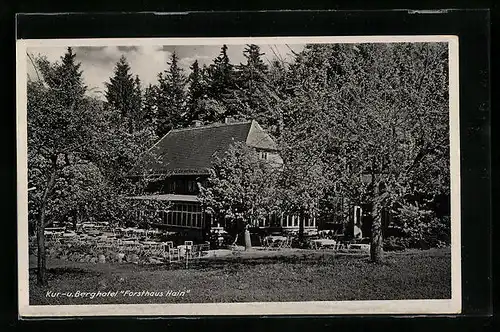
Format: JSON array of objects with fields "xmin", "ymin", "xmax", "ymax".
[{"xmin": 26, "ymin": 44, "xmax": 305, "ymax": 99}]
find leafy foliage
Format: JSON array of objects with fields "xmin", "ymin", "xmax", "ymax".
[
  {"xmin": 27, "ymin": 42, "xmax": 452, "ymax": 272},
  {"xmin": 266, "ymin": 43, "xmax": 450, "ymax": 260},
  {"xmin": 199, "ymin": 142, "xmax": 281, "ymax": 228},
  {"xmin": 28, "ymin": 49, "xmax": 161, "ymax": 284}
]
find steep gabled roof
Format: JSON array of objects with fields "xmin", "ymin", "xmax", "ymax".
[{"xmin": 129, "ymin": 120, "xmax": 278, "ymax": 176}]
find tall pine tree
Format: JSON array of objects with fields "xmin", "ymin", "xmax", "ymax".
[
  {"xmin": 235, "ymin": 44, "xmax": 271, "ymax": 124},
  {"xmin": 142, "ymin": 83, "xmax": 158, "ymax": 130},
  {"xmin": 206, "ymin": 45, "xmax": 238, "ymax": 120},
  {"xmin": 207, "ymin": 45, "xmax": 234, "ymax": 97},
  {"xmin": 239, "ymin": 44, "xmax": 268, "ymax": 93},
  {"xmin": 105, "ymin": 55, "xmax": 136, "ymax": 133},
  {"xmin": 131, "ymin": 75, "xmax": 143, "ymax": 131},
  {"xmin": 35, "ymin": 47, "xmax": 87, "ymax": 108},
  {"xmin": 156, "ymin": 52, "xmax": 187, "ymax": 137},
  {"xmin": 185, "ymin": 60, "xmax": 208, "ymax": 125}
]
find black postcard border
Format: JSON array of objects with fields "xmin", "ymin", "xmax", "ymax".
[{"xmin": 5, "ymin": 7, "xmax": 493, "ymax": 330}]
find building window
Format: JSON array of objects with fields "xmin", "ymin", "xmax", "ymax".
[
  {"xmin": 259, "ymin": 151, "xmax": 268, "ymax": 160},
  {"xmin": 187, "ymin": 180, "xmax": 197, "ymax": 193},
  {"xmin": 170, "ymin": 181, "xmax": 177, "ymax": 193}
]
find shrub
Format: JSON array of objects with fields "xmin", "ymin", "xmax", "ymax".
[
  {"xmin": 390, "ymin": 201, "xmax": 451, "ymax": 250},
  {"xmin": 290, "ymin": 237, "xmax": 313, "ymax": 249},
  {"xmin": 383, "ymin": 236, "xmax": 409, "ymax": 251}
]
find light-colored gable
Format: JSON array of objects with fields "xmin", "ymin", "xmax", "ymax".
[{"xmin": 245, "ymin": 120, "xmax": 279, "ymax": 151}]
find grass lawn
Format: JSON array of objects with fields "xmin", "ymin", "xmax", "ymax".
[{"xmin": 29, "ymin": 247, "xmax": 451, "ymax": 305}]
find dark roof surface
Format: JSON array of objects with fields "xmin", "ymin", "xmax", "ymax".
[
  {"xmin": 130, "ymin": 121, "xmax": 252, "ymax": 176},
  {"xmin": 130, "ymin": 120, "xmax": 280, "ymax": 176}
]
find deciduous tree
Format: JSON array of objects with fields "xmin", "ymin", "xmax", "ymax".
[
  {"xmin": 28, "ymin": 50, "xmax": 158, "ymax": 285},
  {"xmin": 281, "ymin": 42, "xmax": 450, "ymax": 262},
  {"xmin": 199, "ymin": 142, "xmax": 281, "ymax": 249}
]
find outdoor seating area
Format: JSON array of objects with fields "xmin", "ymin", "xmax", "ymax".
[
  {"xmin": 310, "ymin": 239, "xmax": 345, "ymax": 250},
  {"xmin": 34, "ymin": 223, "xmax": 212, "ymax": 265},
  {"xmin": 258, "ymin": 232, "xmax": 370, "ymax": 252},
  {"xmin": 34, "ymin": 221, "xmax": 374, "ymax": 268},
  {"xmin": 262, "ymin": 235, "xmax": 292, "ymax": 250}
]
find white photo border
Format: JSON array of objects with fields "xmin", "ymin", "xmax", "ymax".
[{"xmin": 16, "ymin": 35, "xmax": 461, "ymax": 317}]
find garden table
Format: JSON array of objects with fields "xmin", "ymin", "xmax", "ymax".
[
  {"xmin": 122, "ymin": 240, "xmax": 139, "ymax": 245},
  {"xmin": 264, "ymin": 235, "xmax": 288, "ymax": 249},
  {"xmin": 311, "ymin": 239, "xmax": 338, "ymax": 249},
  {"xmin": 177, "ymin": 245, "xmax": 195, "ymax": 258},
  {"xmin": 121, "ymin": 240, "xmax": 143, "ymax": 253},
  {"xmin": 143, "ymin": 241, "xmax": 165, "ymax": 256}
]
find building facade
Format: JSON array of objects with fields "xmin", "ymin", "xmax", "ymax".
[{"xmin": 128, "ymin": 119, "xmax": 318, "ymax": 239}]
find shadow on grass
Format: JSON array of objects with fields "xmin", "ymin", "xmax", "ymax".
[
  {"xmin": 29, "ymin": 248, "xmax": 452, "ymax": 304},
  {"xmin": 46, "ymin": 266, "xmax": 101, "ymax": 276},
  {"xmin": 30, "ymin": 266, "xmax": 103, "ymax": 284},
  {"xmin": 165, "ymin": 252, "xmax": 371, "ymax": 272}
]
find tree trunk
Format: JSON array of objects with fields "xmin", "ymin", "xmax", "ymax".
[
  {"xmin": 72, "ymin": 208, "xmax": 78, "ymax": 231},
  {"xmin": 298, "ymin": 209, "xmax": 305, "ymax": 241},
  {"xmin": 37, "ymin": 155, "xmax": 58, "ymax": 286},
  {"xmin": 36, "ymin": 213, "xmax": 47, "ymax": 286},
  {"xmin": 128, "ymin": 117, "xmax": 134, "ymax": 134},
  {"xmin": 244, "ymin": 226, "xmax": 252, "ymax": 250},
  {"xmin": 231, "ymin": 233, "xmax": 239, "ymax": 246},
  {"xmin": 202, "ymin": 210, "xmax": 211, "ymax": 244},
  {"xmin": 370, "ymin": 200, "xmax": 384, "ymax": 263}
]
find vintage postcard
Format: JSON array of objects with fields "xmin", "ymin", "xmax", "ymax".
[{"xmin": 16, "ymin": 36, "xmax": 461, "ymax": 317}]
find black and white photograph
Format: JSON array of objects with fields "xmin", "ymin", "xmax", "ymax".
[{"xmin": 16, "ymin": 36, "xmax": 461, "ymax": 316}]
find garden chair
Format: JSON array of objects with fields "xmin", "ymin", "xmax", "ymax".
[
  {"xmin": 190, "ymin": 244, "xmax": 203, "ymax": 258},
  {"xmin": 274, "ymin": 238, "xmax": 285, "ymax": 249},
  {"xmin": 122, "ymin": 240, "xmax": 141, "ymax": 254},
  {"xmin": 96, "ymin": 240, "xmax": 112, "ymax": 250},
  {"xmin": 168, "ymin": 247, "xmax": 181, "ymax": 263},
  {"xmin": 310, "ymin": 240, "xmax": 320, "ymax": 250},
  {"xmin": 267, "ymin": 238, "xmax": 281, "ymax": 251},
  {"xmin": 164, "ymin": 241, "xmax": 174, "ymax": 249},
  {"xmin": 159, "ymin": 242, "xmax": 173, "ymax": 258},
  {"xmin": 262, "ymin": 236, "xmax": 273, "ymax": 250},
  {"xmin": 184, "ymin": 241, "xmax": 194, "ymax": 257},
  {"xmin": 281, "ymin": 237, "xmax": 292, "ymax": 249},
  {"xmin": 141, "ymin": 242, "xmax": 152, "ymax": 254},
  {"xmin": 198, "ymin": 243, "xmax": 210, "ymax": 257},
  {"xmin": 150, "ymin": 242, "xmax": 165, "ymax": 257}
]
